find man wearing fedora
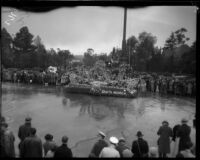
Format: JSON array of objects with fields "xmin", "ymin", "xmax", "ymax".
[
  {"xmin": 176, "ymin": 118, "xmax": 192, "ymax": 152},
  {"xmin": 89, "ymin": 131, "xmax": 108, "ymax": 157},
  {"xmin": 99, "ymin": 136, "xmax": 120, "ymax": 157},
  {"xmin": 157, "ymin": 121, "xmax": 173, "ymax": 158},
  {"xmin": 131, "ymin": 131, "xmax": 149, "ymax": 158},
  {"xmin": 18, "ymin": 116, "xmax": 32, "ymax": 157}
]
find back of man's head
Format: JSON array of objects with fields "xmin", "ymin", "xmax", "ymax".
[
  {"xmin": 30, "ymin": 127, "xmax": 36, "ymax": 135},
  {"xmin": 62, "ymin": 136, "xmax": 68, "ymax": 144}
]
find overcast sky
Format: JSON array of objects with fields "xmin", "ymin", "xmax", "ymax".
[{"xmin": 1, "ymin": 6, "xmax": 197, "ymax": 55}]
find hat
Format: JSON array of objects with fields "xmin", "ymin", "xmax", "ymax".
[
  {"xmin": 119, "ymin": 137, "xmax": 126, "ymax": 143},
  {"xmin": 98, "ymin": 131, "xmax": 106, "ymax": 137},
  {"xmin": 109, "ymin": 136, "xmax": 119, "ymax": 144},
  {"xmin": 25, "ymin": 117, "xmax": 32, "ymax": 122},
  {"xmin": 45, "ymin": 134, "xmax": 53, "ymax": 141},
  {"xmin": 162, "ymin": 120, "xmax": 169, "ymax": 125},
  {"xmin": 181, "ymin": 118, "xmax": 188, "ymax": 123},
  {"xmin": 149, "ymin": 147, "xmax": 158, "ymax": 156},
  {"xmin": 62, "ymin": 136, "xmax": 68, "ymax": 143},
  {"xmin": 136, "ymin": 131, "xmax": 143, "ymax": 137}
]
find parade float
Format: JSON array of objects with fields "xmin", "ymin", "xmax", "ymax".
[
  {"xmin": 64, "ymin": 82, "xmax": 137, "ymax": 98},
  {"xmin": 63, "ymin": 61, "xmax": 137, "ymax": 98}
]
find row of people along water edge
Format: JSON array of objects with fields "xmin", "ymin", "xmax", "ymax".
[
  {"xmin": 0, "ymin": 115, "xmax": 196, "ymax": 158},
  {"xmin": 2, "ymin": 68, "xmax": 196, "ymax": 98}
]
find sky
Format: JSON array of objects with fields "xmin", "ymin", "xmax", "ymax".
[{"xmin": 1, "ymin": 6, "xmax": 197, "ymax": 55}]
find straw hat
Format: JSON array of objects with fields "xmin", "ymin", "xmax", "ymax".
[
  {"xmin": 98, "ymin": 131, "xmax": 106, "ymax": 137},
  {"xmin": 109, "ymin": 136, "xmax": 119, "ymax": 144}
]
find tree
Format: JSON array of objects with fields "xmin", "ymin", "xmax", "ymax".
[
  {"xmin": 97, "ymin": 53, "xmax": 109, "ymax": 62},
  {"xmin": 83, "ymin": 48, "xmax": 96, "ymax": 67},
  {"xmin": 136, "ymin": 32, "xmax": 157, "ymax": 71},
  {"xmin": 33, "ymin": 35, "xmax": 47, "ymax": 68},
  {"xmin": 1, "ymin": 28, "xmax": 14, "ymax": 68},
  {"xmin": 163, "ymin": 28, "xmax": 190, "ymax": 73},
  {"xmin": 164, "ymin": 32, "xmax": 177, "ymax": 50},
  {"xmin": 164, "ymin": 28, "xmax": 190, "ymax": 51},
  {"xmin": 13, "ymin": 26, "xmax": 36, "ymax": 53},
  {"xmin": 180, "ymin": 41, "xmax": 196, "ymax": 75},
  {"xmin": 148, "ymin": 47, "xmax": 163, "ymax": 72},
  {"xmin": 57, "ymin": 49, "xmax": 73, "ymax": 69},
  {"xmin": 13, "ymin": 26, "xmax": 36, "ymax": 68},
  {"xmin": 126, "ymin": 35, "xmax": 138, "ymax": 67}
]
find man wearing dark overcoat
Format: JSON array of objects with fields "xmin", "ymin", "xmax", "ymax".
[
  {"xmin": 157, "ymin": 121, "xmax": 173, "ymax": 158},
  {"xmin": 54, "ymin": 136, "xmax": 73, "ymax": 158},
  {"xmin": 131, "ymin": 131, "xmax": 149, "ymax": 157},
  {"xmin": 20, "ymin": 127, "xmax": 42, "ymax": 157},
  {"xmin": 89, "ymin": 131, "xmax": 108, "ymax": 157},
  {"xmin": 177, "ymin": 118, "xmax": 192, "ymax": 152}
]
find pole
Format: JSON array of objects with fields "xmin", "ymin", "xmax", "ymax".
[
  {"xmin": 129, "ymin": 45, "xmax": 131, "ymax": 67},
  {"xmin": 122, "ymin": 7, "xmax": 127, "ymax": 63}
]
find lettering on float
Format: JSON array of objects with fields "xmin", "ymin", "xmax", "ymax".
[{"xmin": 101, "ymin": 90, "xmax": 125, "ymax": 95}]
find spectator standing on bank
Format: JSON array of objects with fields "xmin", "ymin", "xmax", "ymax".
[
  {"xmin": 20, "ymin": 127, "xmax": 42, "ymax": 157},
  {"xmin": 54, "ymin": 136, "xmax": 73, "ymax": 158},
  {"xmin": 176, "ymin": 141, "xmax": 195, "ymax": 158},
  {"xmin": 99, "ymin": 136, "xmax": 120, "ymax": 158},
  {"xmin": 191, "ymin": 114, "xmax": 196, "ymax": 155},
  {"xmin": 177, "ymin": 118, "xmax": 192, "ymax": 152},
  {"xmin": 43, "ymin": 134, "xmax": 57, "ymax": 156},
  {"xmin": 89, "ymin": 131, "xmax": 108, "ymax": 157},
  {"xmin": 116, "ymin": 137, "xmax": 132, "ymax": 157},
  {"xmin": 131, "ymin": 131, "xmax": 149, "ymax": 158},
  {"xmin": 187, "ymin": 82, "xmax": 193, "ymax": 97},
  {"xmin": 172, "ymin": 124, "xmax": 181, "ymax": 142},
  {"xmin": 149, "ymin": 147, "xmax": 158, "ymax": 158},
  {"xmin": 157, "ymin": 121, "xmax": 173, "ymax": 158},
  {"xmin": 1, "ymin": 122, "xmax": 15, "ymax": 157},
  {"xmin": 0, "ymin": 116, "xmax": 7, "ymax": 157},
  {"xmin": 18, "ymin": 116, "xmax": 32, "ymax": 154}
]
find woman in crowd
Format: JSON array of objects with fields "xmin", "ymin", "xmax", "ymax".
[
  {"xmin": 157, "ymin": 121, "xmax": 173, "ymax": 158},
  {"xmin": 43, "ymin": 134, "xmax": 57, "ymax": 157}
]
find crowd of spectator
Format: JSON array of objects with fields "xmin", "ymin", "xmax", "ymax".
[
  {"xmin": 2, "ymin": 65, "xmax": 196, "ymax": 98},
  {"xmin": 0, "ymin": 115, "xmax": 195, "ymax": 158}
]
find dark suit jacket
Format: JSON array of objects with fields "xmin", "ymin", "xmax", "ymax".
[
  {"xmin": 90, "ymin": 139, "xmax": 108, "ymax": 157},
  {"xmin": 131, "ymin": 138, "xmax": 149, "ymax": 157},
  {"xmin": 21, "ymin": 135, "xmax": 42, "ymax": 157},
  {"xmin": 18, "ymin": 124, "xmax": 32, "ymax": 141},
  {"xmin": 177, "ymin": 124, "xmax": 191, "ymax": 151},
  {"xmin": 54, "ymin": 144, "xmax": 73, "ymax": 158}
]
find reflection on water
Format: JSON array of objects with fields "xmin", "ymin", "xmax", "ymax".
[{"xmin": 1, "ymin": 82, "xmax": 196, "ymax": 157}]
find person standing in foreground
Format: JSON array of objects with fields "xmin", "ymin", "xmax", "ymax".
[
  {"xmin": 89, "ymin": 131, "xmax": 108, "ymax": 157},
  {"xmin": 43, "ymin": 134, "xmax": 57, "ymax": 156},
  {"xmin": 177, "ymin": 118, "xmax": 192, "ymax": 152},
  {"xmin": 1, "ymin": 122, "xmax": 15, "ymax": 157},
  {"xmin": 54, "ymin": 136, "xmax": 73, "ymax": 158},
  {"xmin": 131, "ymin": 131, "xmax": 149, "ymax": 158},
  {"xmin": 176, "ymin": 141, "xmax": 195, "ymax": 158},
  {"xmin": 149, "ymin": 147, "xmax": 158, "ymax": 158},
  {"xmin": 116, "ymin": 137, "xmax": 132, "ymax": 157},
  {"xmin": 99, "ymin": 136, "xmax": 120, "ymax": 158},
  {"xmin": 18, "ymin": 116, "xmax": 32, "ymax": 156},
  {"xmin": 20, "ymin": 127, "xmax": 43, "ymax": 157},
  {"xmin": 157, "ymin": 121, "xmax": 173, "ymax": 158}
]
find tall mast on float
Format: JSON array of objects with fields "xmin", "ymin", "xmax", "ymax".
[{"xmin": 122, "ymin": 7, "xmax": 127, "ymax": 63}]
